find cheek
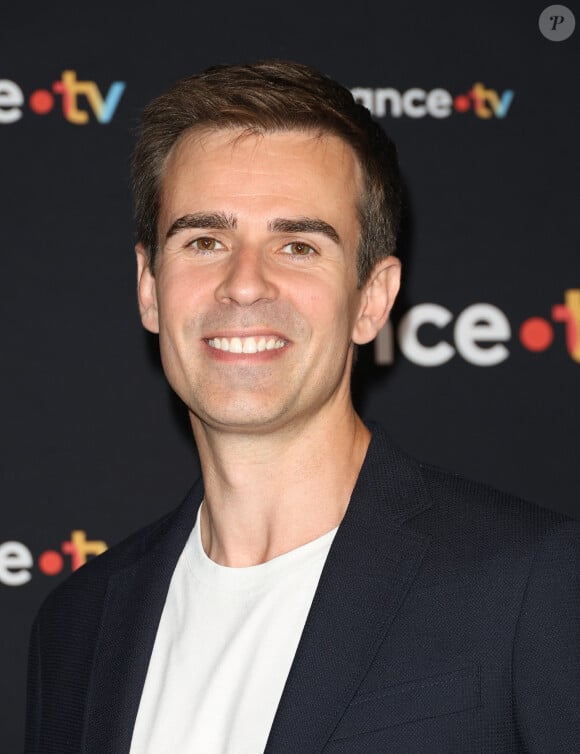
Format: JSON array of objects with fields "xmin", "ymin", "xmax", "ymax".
[
  {"xmin": 293, "ymin": 282, "xmax": 356, "ymax": 339},
  {"xmin": 156, "ymin": 271, "xmax": 210, "ymax": 327}
]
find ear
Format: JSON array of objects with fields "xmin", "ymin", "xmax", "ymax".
[
  {"xmin": 352, "ymin": 256, "xmax": 401, "ymax": 345},
  {"xmin": 136, "ymin": 243, "xmax": 160, "ymax": 334}
]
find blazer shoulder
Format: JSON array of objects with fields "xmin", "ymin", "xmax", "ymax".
[
  {"xmin": 365, "ymin": 422, "xmax": 575, "ymax": 538},
  {"xmin": 34, "ymin": 511, "xmax": 165, "ymax": 628},
  {"xmin": 35, "ymin": 478, "xmax": 202, "ymax": 626},
  {"xmin": 416, "ymin": 459, "xmax": 577, "ymax": 543}
]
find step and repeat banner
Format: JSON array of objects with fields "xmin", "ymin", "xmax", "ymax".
[{"xmin": 2, "ymin": 2, "xmax": 578, "ymax": 748}]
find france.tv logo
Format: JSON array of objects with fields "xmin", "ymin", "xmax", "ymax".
[
  {"xmin": 352, "ymin": 83, "xmax": 515, "ymax": 119},
  {"xmin": 0, "ymin": 70, "xmax": 126, "ymax": 124},
  {"xmin": 0, "ymin": 530, "xmax": 108, "ymax": 586},
  {"xmin": 375, "ymin": 289, "xmax": 580, "ymax": 367}
]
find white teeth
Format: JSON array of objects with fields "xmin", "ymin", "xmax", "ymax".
[{"xmin": 208, "ymin": 336, "xmax": 286, "ymax": 352}]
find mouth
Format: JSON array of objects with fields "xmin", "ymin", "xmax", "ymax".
[{"xmin": 206, "ymin": 335, "xmax": 287, "ymax": 353}]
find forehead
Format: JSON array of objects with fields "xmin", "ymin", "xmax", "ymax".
[{"xmin": 159, "ymin": 127, "xmax": 364, "ymax": 234}]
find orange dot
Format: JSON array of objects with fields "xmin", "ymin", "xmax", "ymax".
[
  {"xmin": 519, "ymin": 317, "xmax": 554, "ymax": 351},
  {"xmin": 453, "ymin": 94, "xmax": 471, "ymax": 113},
  {"xmin": 38, "ymin": 550, "xmax": 64, "ymax": 575},
  {"xmin": 29, "ymin": 89, "xmax": 54, "ymax": 114}
]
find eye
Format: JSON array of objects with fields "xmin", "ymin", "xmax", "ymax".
[
  {"xmin": 188, "ymin": 236, "xmax": 224, "ymax": 253},
  {"xmin": 281, "ymin": 241, "xmax": 316, "ymax": 257}
]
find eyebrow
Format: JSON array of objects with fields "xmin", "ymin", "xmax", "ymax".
[
  {"xmin": 165, "ymin": 212, "xmax": 237, "ymax": 239},
  {"xmin": 165, "ymin": 213, "xmax": 340, "ymax": 245},
  {"xmin": 267, "ymin": 217, "xmax": 340, "ymax": 244}
]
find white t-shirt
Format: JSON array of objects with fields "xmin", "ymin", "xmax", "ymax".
[{"xmin": 130, "ymin": 508, "xmax": 337, "ymax": 754}]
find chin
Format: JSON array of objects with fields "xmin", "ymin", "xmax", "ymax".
[{"xmin": 189, "ymin": 401, "xmax": 294, "ymax": 433}]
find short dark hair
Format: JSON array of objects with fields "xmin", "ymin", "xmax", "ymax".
[{"xmin": 132, "ymin": 60, "xmax": 402, "ymax": 285}]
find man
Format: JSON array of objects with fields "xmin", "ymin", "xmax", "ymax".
[{"xmin": 26, "ymin": 61, "xmax": 580, "ymax": 753}]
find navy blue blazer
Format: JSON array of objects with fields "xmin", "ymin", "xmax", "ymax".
[{"xmin": 26, "ymin": 425, "xmax": 580, "ymax": 752}]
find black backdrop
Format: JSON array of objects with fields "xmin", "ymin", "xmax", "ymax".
[{"xmin": 2, "ymin": 2, "xmax": 578, "ymax": 748}]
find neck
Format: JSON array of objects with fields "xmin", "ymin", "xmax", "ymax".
[{"xmin": 191, "ymin": 407, "xmax": 370, "ymax": 567}]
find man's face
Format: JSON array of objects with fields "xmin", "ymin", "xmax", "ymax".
[{"xmin": 137, "ymin": 128, "xmax": 399, "ymax": 436}]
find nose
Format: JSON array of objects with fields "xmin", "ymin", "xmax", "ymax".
[{"xmin": 215, "ymin": 247, "xmax": 278, "ymax": 306}]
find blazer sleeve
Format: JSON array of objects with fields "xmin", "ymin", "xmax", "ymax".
[{"xmin": 513, "ymin": 520, "xmax": 580, "ymax": 752}]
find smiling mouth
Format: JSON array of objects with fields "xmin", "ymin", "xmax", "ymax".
[{"xmin": 206, "ymin": 336, "xmax": 287, "ymax": 353}]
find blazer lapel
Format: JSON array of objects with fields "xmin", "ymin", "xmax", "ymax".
[
  {"xmin": 265, "ymin": 426, "xmax": 433, "ymax": 753},
  {"xmin": 81, "ymin": 481, "xmax": 204, "ymax": 754}
]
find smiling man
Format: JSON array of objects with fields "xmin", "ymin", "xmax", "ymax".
[{"xmin": 26, "ymin": 61, "xmax": 580, "ymax": 753}]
